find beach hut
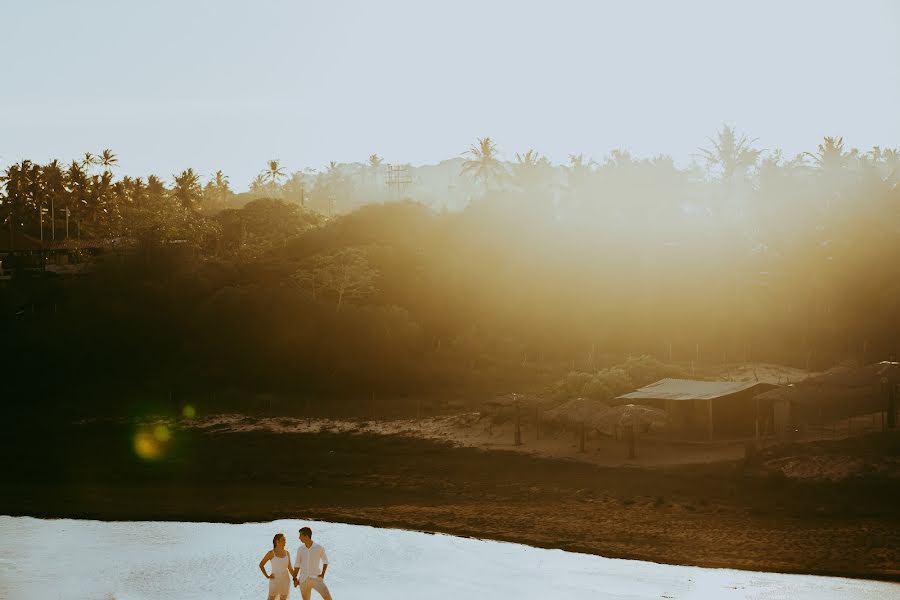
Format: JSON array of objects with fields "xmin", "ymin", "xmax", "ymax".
[
  {"xmin": 756, "ymin": 361, "xmax": 900, "ymax": 436},
  {"xmin": 616, "ymin": 379, "xmax": 776, "ymax": 439}
]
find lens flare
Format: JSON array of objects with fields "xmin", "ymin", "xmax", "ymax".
[
  {"xmin": 182, "ymin": 405, "xmax": 196, "ymax": 419},
  {"xmin": 153, "ymin": 424, "xmax": 171, "ymax": 442},
  {"xmin": 133, "ymin": 431, "xmax": 162, "ymax": 460}
]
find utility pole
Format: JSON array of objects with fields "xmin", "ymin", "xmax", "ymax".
[{"xmin": 385, "ymin": 164, "xmax": 411, "ymax": 199}]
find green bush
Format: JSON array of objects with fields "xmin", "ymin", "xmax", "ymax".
[
  {"xmin": 584, "ymin": 367, "xmax": 634, "ymax": 401},
  {"xmin": 565, "ymin": 371, "xmax": 593, "ymax": 395},
  {"xmin": 621, "ymin": 355, "xmax": 684, "ymax": 387}
]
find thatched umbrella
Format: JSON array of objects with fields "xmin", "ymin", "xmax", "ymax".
[
  {"xmin": 878, "ymin": 361, "xmax": 899, "ymax": 429},
  {"xmin": 594, "ymin": 404, "xmax": 667, "ymax": 458},
  {"xmin": 482, "ymin": 393, "xmax": 542, "ymax": 444},
  {"xmin": 483, "ymin": 392, "xmax": 541, "ymax": 409},
  {"xmin": 543, "ymin": 397, "xmax": 609, "ymax": 426},
  {"xmin": 543, "ymin": 398, "xmax": 609, "ymax": 452}
]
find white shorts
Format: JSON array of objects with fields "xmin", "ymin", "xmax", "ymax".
[{"xmin": 297, "ymin": 576, "xmax": 332, "ymax": 600}]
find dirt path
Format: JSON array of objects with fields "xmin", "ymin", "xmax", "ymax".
[{"xmin": 141, "ymin": 413, "xmax": 749, "ymax": 466}]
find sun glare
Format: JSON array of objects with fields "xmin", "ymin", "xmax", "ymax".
[{"xmin": 133, "ymin": 430, "xmax": 162, "ymax": 461}]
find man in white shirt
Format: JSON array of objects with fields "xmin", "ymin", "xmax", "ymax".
[{"xmin": 292, "ymin": 526, "xmax": 333, "ymax": 600}]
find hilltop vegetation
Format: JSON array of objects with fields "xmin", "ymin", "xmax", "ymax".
[{"xmin": 2, "ymin": 131, "xmax": 899, "ymax": 412}]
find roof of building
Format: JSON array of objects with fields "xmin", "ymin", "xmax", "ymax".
[{"xmin": 617, "ymin": 378, "xmax": 774, "ymax": 402}]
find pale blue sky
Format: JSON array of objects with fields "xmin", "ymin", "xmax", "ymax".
[{"xmin": 2, "ymin": 0, "xmax": 898, "ymax": 190}]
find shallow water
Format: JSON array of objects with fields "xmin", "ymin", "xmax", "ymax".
[{"xmin": 0, "ymin": 516, "xmax": 896, "ymax": 599}]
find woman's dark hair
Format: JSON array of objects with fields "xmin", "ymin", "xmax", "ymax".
[{"xmin": 273, "ymin": 533, "xmax": 285, "ymax": 548}]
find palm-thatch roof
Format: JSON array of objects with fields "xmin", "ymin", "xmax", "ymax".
[
  {"xmin": 542, "ymin": 397, "xmax": 608, "ymax": 427},
  {"xmin": 483, "ymin": 392, "xmax": 542, "ymax": 408}
]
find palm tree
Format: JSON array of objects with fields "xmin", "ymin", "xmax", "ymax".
[
  {"xmin": 700, "ymin": 125, "xmax": 761, "ymax": 183},
  {"xmin": 282, "ymin": 171, "xmax": 307, "ymax": 206},
  {"xmin": 367, "ymin": 154, "xmax": 383, "ymax": 183},
  {"xmin": 98, "ymin": 149, "xmax": 118, "ymax": 172},
  {"xmin": 212, "ymin": 170, "xmax": 230, "ymax": 192},
  {"xmin": 129, "ymin": 176, "xmax": 147, "ymax": 203},
  {"xmin": 249, "ymin": 174, "xmax": 267, "ymax": 196},
  {"xmin": 261, "ymin": 159, "xmax": 286, "ymax": 195},
  {"xmin": 1, "ymin": 162, "xmax": 27, "ymax": 246},
  {"xmin": 511, "ymin": 149, "xmax": 550, "ymax": 191},
  {"xmin": 146, "ymin": 175, "xmax": 167, "ymax": 206},
  {"xmin": 124, "ymin": 177, "xmax": 147, "ymax": 233},
  {"xmin": 172, "ymin": 168, "xmax": 202, "ymax": 209},
  {"xmin": 85, "ymin": 171, "xmax": 113, "ymax": 236},
  {"xmin": 322, "ymin": 161, "xmax": 345, "ymax": 215},
  {"xmin": 65, "ymin": 161, "xmax": 88, "ymax": 239},
  {"xmin": 80, "ymin": 152, "xmax": 98, "ymax": 172},
  {"xmin": 43, "ymin": 160, "xmax": 67, "ymax": 240},
  {"xmin": 21, "ymin": 160, "xmax": 46, "ymax": 239},
  {"xmin": 205, "ymin": 170, "xmax": 231, "ymax": 209},
  {"xmin": 805, "ymin": 136, "xmax": 849, "ymax": 172},
  {"xmin": 566, "ymin": 153, "xmax": 594, "ymax": 193},
  {"xmin": 461, "ymin": 137, "xmax": 506, "ymax": 190}
]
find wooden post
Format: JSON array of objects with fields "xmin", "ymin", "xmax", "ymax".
[
  {"xmin": 514, "ymin": 402, "xmax": 522, "ymax": 446},
  {"xmin": 627, "ymin": 424, "xmax": 635, "ymax": 459},
  {"xmin": 755, "ymin": 397, "xmax": 760, "ymax": 447},
  {"xmin": 888, "ymin": 381, "xmax": 897, "ymax": 430}
]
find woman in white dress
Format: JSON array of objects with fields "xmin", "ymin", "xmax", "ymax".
[{"xmin": 259, "ymin": 533, "xmax": 294, "ymax": 600}]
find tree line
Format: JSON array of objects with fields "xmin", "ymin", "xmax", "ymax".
[{"xmin": 2, "ymin": 128, "xmax": 898, "ymax": 411}]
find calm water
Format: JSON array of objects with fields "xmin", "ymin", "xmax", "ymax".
[{"xmin": 0, "ymin": 516, "xmax": 896, "ymax": 599}]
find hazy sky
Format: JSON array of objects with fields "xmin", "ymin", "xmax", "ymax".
[{"xmin": 2, "ymin": 0, "xmax": 899, "ymax": 190}]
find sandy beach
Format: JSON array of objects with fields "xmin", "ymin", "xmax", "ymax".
[{"xmin": 2, "ymin": 416, "xmax": 898, "ymax": 581}]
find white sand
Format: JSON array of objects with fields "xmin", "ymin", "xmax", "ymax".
[{"xmin": 0, "ymin": 516, "xmax": 896, "ymax": 600}]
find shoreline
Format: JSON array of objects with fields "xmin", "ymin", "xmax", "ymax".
[{"xmin": 4, "ymin": 505, "xmax": 899, "ymax": 584}]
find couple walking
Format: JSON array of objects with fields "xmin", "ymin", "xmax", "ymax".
[{"xmin": 259, "ymin": 526, "xmax": 332, "ymax": 600}]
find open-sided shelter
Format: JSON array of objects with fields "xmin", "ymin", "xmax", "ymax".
[{"xmin": 616, "ymin": 378, "xmax": 776, "ymax": 439}]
